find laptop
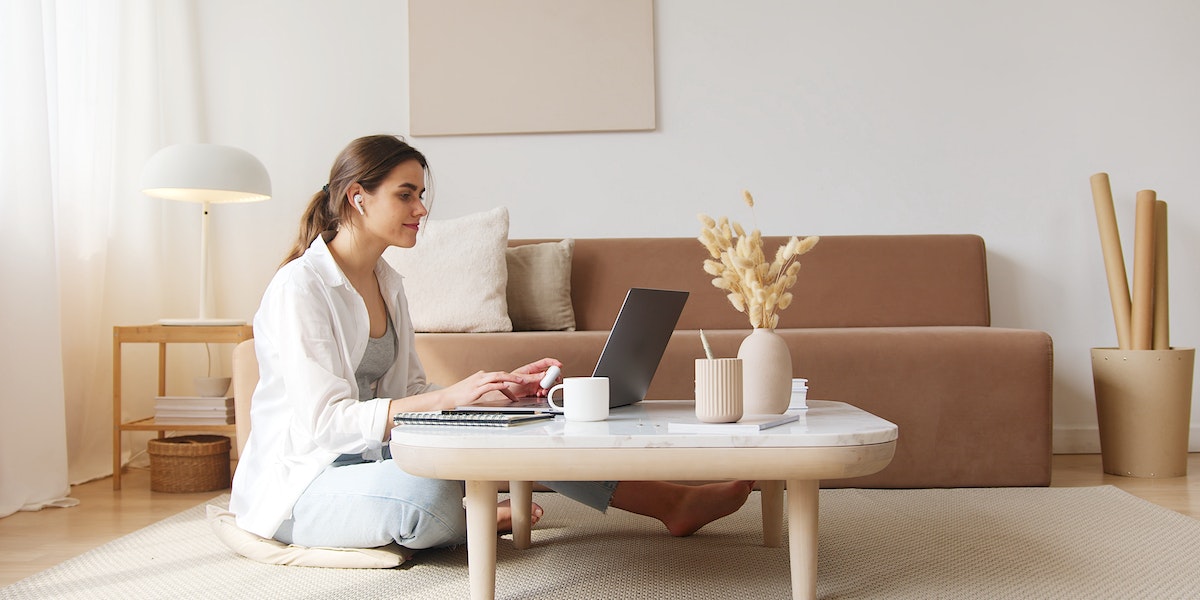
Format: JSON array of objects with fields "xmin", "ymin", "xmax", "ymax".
[{"xmin": 454, "ymin": 287, "xmax": 689, "ymax": 413}]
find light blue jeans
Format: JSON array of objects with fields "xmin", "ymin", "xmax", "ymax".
[{"xmin": 273, "ymin": 459, "xmax": 617, "ymax": 550}]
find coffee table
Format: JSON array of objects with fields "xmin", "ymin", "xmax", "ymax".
[{"xmin": 390, "ymin": 400, "xmax": 897, "ymax": 600}]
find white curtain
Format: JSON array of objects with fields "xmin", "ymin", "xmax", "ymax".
[
  {"xmin": 0, "ymin": 0, "xmax": 74, "ymax": 517},
  {"xmin": 0, "ymin": 0, "xmax": 202, "ymax": 518}
]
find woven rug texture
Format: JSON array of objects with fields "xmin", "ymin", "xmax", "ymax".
[{"xmin": 1, "ymin": 486, "xmax": 1198, "ymax": 599}]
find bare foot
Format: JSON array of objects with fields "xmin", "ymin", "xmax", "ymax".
[
  {"xmin": 495, "ymin": 499, "xmax": 544, "ymax": 534},
  {"xmin": 661, "ymin": 480, "xmax": 754, "ymax": 537}
]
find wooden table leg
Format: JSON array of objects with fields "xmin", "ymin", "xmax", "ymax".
[
  {"xmin": 760, "ymin": 480, "xmax": 784, "ymax": 547},
  {"xmin": 509, "ymin": 480, "xmax": 533, "ymax": 550},
  {"xmin": 112, "ymin": 332, "xmax": 122, "ymax": 490},
  {"xmin": 464, "ymin": 480, "xmax": 500, "ymax": 600},
  {"xmin": 787, "ymin": 479, "xmax": 819, "ymax": 600}
]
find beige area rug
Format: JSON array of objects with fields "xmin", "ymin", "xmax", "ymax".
[{"xmin": 2, "ymin": 486, "xmax": 1198, "ymax": 599}]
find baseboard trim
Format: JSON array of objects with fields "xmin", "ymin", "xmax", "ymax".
[{"xmin": 1054, "ymin": 426, "xmax": 1200, "ymax": 454}]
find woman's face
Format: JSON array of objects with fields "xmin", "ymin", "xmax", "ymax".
[{"xmin": 360, "ymin": 159, "xmax": 428, "ymax": 249}]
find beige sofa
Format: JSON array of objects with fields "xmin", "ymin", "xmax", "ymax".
[{"xmin": 413, "ymin": 235, "xmax": 1053, "ymax": 488}]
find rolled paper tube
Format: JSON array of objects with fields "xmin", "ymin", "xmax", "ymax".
[
  {"xmin": 1153, "ymin": 200, "xmax": 1169, "ymax": 349},
  {"xmin": 1089, "ymin": 173, "xmax": 1132, "ymax": 349},
  {"xmin": 1130, "ymin": 189, "xmax": 1157, "ymax": 350}
]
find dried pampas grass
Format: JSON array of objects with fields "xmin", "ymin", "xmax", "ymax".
[{"xmin": 698, "ymin": 190, "xmax": 819, "ymax": 329}]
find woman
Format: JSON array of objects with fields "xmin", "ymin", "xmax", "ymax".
[{"xmin": 229, "ymin": 134, "xmax": 752, "ymax": 551}]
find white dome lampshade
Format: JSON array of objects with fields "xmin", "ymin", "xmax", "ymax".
[
  {"xmin": 141, "ymin": 143, "xmax": 272, "ymax": 326},
  {"xmin": 141, "ymin": 143, "xmax": 271, "ymax": 204}
]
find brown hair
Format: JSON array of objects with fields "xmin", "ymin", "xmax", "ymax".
[{"xmin": 281, "ymin": 135, "xmax": 430, "ymax": 266}]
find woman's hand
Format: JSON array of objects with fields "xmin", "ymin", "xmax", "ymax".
[
  {"xmin": 439, "ymin": 370, "xmax": 531, "ymax": 408},
  {"xmin": 387, "ymin": 360, "xmax": 566, "ymax": 431},
  {"xmin": 505, "ymin": 357, "xmax": 563, "ymax": 399},
  {"xmin": 418, "ymin": 359, "xmax": 563, "ymax": 411}
]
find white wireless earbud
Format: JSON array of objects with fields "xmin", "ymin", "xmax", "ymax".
[
  {"xmin": 353, "ymin": 194, "xmax": 365, "ymax": 215},
  {"xmin": 540, "ymin": 365, "xmax": 561, "ymax": 389}
]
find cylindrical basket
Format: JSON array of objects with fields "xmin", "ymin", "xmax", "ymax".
[
  {"xmin": 1092, "ymin": 347, "xmax": 1194, "ymax": 478},
  {"xmin": 148, "ymin": 435, "xmax": 232, "ymax": 493}
]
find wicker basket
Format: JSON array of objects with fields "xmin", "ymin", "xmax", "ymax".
[{"xmin": 148, "ymin": 435, "xmax": 232, "ymax": 493}]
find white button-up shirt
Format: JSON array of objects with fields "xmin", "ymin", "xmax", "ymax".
[{"xmin": 230, "ymin": 232, "xmax": 438, "ymax": 538}]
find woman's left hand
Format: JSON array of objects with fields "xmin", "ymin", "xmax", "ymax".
[{"xmin": 506, "ymin": 357, "xmax": 563, "ymax": 398}]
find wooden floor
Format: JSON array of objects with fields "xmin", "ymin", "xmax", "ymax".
[{"xmin": 1, "ymin": 454, "xmax": 1197, "ymax": 587}]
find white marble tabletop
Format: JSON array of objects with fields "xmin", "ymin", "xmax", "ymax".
[{"xmin": 390, "ymin": 400, "xmax": 897, "ymax": 450}]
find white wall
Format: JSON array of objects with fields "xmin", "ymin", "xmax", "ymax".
[{"xmin": 186, "ymin": 0, "xmax": 1200, "ymax": 452}]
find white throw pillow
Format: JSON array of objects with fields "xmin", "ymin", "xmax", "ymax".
[{"xmin": 383, "ymin": 207, "xmax": 513, "ymax": 332}]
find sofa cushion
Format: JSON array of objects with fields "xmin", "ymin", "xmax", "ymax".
[
  {"xmin": 383, "ymin": 207, "xmax": 512, "ymax": 332},
  {"xmin": 562, "ymin": 235, "xmax": 992, "ymax": 331},
  {"xmin": 413, "ymin": 325, "xmax": 1054, "ymax": 488},
  {"xmin": 506, "ymin": 239, "xmax": 576, "ymax": 331}
]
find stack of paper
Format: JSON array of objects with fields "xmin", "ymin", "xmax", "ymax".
[{"xmin": 154, "ymin": 396, "xmax": 235, "ymax": 425}]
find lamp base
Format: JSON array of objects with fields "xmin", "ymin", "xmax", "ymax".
[{"xmin": 158, "ymin": 317, "xmax": 246, "ymax": 326}]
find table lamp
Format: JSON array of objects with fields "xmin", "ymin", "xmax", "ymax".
[{"xmin": 141, "ymin": 143, "xmax": 271, "ymax": 326}]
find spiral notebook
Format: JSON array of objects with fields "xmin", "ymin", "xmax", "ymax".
[{"xmin": 393, "ymin": 411, "xmax": 554, "ymax": 427}]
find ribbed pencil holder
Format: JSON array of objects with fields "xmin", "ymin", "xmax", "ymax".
[
  {"xmin": 695, "ymin": 358, "xmax": 743, "ymax": 423},
  {"xmin": 148, "ymin": 435, "xmax": 232, "ymax": 493}
]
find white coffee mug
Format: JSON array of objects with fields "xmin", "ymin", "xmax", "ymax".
[{"xmin": 547, "ymin": 376, "xmax": 610, "ymax": 422}]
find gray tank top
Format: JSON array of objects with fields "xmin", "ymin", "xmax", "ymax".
[
  {"xmin": 355, "ymin": 317, "xmax": 396, "ymax": 401},
  {"xmin": 332, "ymin": 315, "xmax": 396, "ymax": 466}
]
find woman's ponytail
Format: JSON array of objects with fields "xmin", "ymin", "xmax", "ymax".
[{"xmin": 281, "ymin": 187, "xmax": 340, "ymax": 267}]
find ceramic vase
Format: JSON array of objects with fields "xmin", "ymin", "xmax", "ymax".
[{"xmin": 737, "ymin": 328, "xmax": 792, "ymax": 414}]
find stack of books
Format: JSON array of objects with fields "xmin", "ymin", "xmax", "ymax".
[{"xmin": 154, "ymin": 396, "xmax": 235, "ymax": 425}]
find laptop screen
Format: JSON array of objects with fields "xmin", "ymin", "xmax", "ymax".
[
  {"xmin": 451, "ymin": 287, "xmax": 688, "ymax": 413},
  {"xmin": 593, "ymin": 288, "xmax": 689, "ymax": 408}
]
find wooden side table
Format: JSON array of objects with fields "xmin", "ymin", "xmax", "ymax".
[{"xmin": 112, "ymin": 324, "xmax": 253, "ymax": 490}]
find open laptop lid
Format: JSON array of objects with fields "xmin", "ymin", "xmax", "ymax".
[
  {"xmin": 593, "ymin": 287, "xmax": 689, "ymax": 408},
  {"xmin": 452, "ymin": 287, "xmax": 688, "ymax": 413}
]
